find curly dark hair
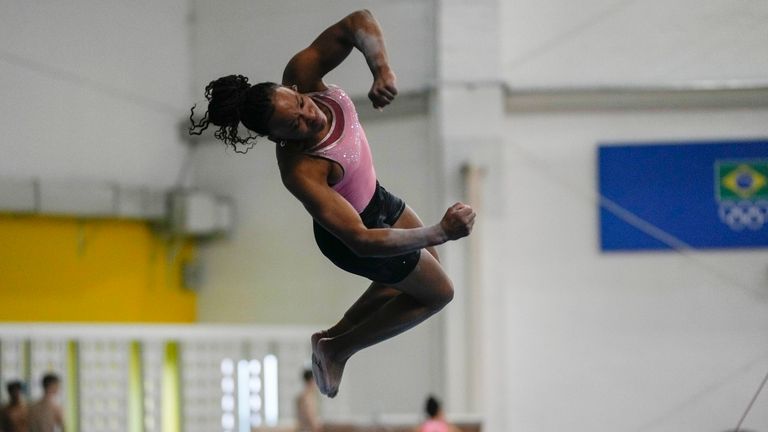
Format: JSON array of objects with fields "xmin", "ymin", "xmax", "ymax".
[{"xmin": 188, "ymin": 75, "xmax": 279, "ymax": 153}]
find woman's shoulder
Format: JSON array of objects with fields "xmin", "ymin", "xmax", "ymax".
[
  {"xmin": 313, "ymin": 84, "xmax": 350, "ymax": 102},
  {"xmin": 277, "ymin": 148, "xmax": 331, "ymax": 182}
]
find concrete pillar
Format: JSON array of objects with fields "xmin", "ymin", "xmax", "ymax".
[{"xmin": 432, "ymin": 0, "xmax": 506, "ymax": 427}]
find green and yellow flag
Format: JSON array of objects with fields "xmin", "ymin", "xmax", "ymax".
[{"xmin": 716, "ymin": 161, "xmax": 768, "ymax": 201}]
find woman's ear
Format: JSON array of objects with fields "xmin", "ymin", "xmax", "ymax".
[{"xmin": 267, "ymin": 136, "xmax": 287, "ymax": 147}]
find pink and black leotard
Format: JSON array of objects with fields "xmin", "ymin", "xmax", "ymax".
[
  {"xmin": 306, "ymin": 85, "xmax": 420, "ymax": 284},
  {"xmin": 304, "ymin": 85, "xmax": 377, "ymax": 213}
]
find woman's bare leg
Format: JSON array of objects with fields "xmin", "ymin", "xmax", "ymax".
[
  {"xmin": 313, "ymin": 283, "xmax": 398, "ymax": 343},
  {"xmin": 311, "ymin": 206, "xmax": 447, "ymax": 397},
  {"xmin": 313, "ymin": 206, "xmax": 440, "ymax": 339},
  {"xmin": 314, "ymin": 250, "xmax": 453, "ymax": 397},
  {"xmin": 310, "ymin": 282, "xmax": 398, "ymax": 394}
]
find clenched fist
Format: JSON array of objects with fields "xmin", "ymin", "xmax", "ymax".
[
  {"xmin": 369, "ymin": 68, "xmax": 397, "ymax": 109},
  {"xmin": 440, "ymin": 202, "xmax": 476, "ymax": 240}
]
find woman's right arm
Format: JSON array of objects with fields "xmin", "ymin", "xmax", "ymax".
[
  {"xmin": 282, "ymin": 10, "xmax": 398, "ymax": 108},
  {"xmin": 282, "ymin": 159, "xmax": 475, "ymax": 258}
]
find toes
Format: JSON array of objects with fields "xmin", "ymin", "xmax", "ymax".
[{"xmin": 311, "ymin": 354, "xmax": 328, "ymax": 395}]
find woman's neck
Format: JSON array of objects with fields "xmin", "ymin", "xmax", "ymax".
[
  {"xmin": 286, "ymin": 99, "xmax": 334, "ymax": 151},
  {"xmin": 312, "ymin": 99, "xmax": 334, "ymax": 143}
]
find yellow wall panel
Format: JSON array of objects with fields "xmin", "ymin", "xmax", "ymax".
[{"xmin": 0, "ymin": 215, "xmax": 196, "ymax": 322}]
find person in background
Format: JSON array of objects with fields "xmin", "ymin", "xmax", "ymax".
[
  {"xmin": 417, "ymin": 395, "xmax": 459, "ymax": 432},
  {"xmin": 0, "ymin": 381, "xmax": 28, "ymax": 432},
  {"xmin": 27, "ymin": 374, "xmax": 64, "ymax": 432},
  {"xmin": 296, "ymin": 368, "xmax": 322, "ymax": 432}
]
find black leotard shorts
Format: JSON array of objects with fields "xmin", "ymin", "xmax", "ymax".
[{"xmin": 312, "ymin": 182, "xmax": 422, "ymax": 284}]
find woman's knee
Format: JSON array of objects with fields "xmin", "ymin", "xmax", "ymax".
[
  {"xmin": 430, "ymin": 278, "xmax": 454, "ymax": 310},
  {"xmin": 396, "ymin": 250, "xmax": 453, "ymax": 309}
]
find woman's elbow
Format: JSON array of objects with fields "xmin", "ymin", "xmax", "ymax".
[
  {"xmin": 345, "ymin": 231, "xmax": 378, "ymax": 257},
  {"xmin": 351, "ymin": 9, "xmax": 374, "ymax": 20},
  {"xmin": 345, "ymin": 9, "xmax": 375, "ymax": 30}
]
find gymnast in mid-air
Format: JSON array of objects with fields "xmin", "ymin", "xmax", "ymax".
[{"xmin": 190, "ymin": 9, "xmax": 475, "ymax": 397}]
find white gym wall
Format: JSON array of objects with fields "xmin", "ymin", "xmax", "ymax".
[{"xmin": 1, "ymin": 0, "xmax": 767, "ymax": 430}]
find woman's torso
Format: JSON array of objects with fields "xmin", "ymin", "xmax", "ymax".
[{"xmin": 278, "ymin": 85, "xmax": 377, "ymax": 213}]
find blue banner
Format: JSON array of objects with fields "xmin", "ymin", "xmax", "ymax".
[{"xmin": 598, "ymin": 139, "xmax": 768, "ymax": 251}]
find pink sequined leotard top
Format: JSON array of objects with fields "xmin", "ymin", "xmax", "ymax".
[
  {"xmin": 304, "ymin": 85, "xmax": 377, "ymax": 213},
  {"xmin": 419, "ymin": 419, "xmax": 450, "ymax": 432}
]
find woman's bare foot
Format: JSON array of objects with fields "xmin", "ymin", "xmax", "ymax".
[
  {"xmin": 311, "ymin": 331, "xmax": 329, "ymax": 395},
  {"xmin": 314, "ymin": 338, "xmax": 348, "ymax": 398}
]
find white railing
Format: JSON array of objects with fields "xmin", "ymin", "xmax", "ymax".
[{"xmin": 0, "ymin": 323, "xmax": 316, "ymax": 432}]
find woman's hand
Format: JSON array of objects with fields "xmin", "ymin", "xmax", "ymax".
[
  {"xmin": 369, "ymin": 67, "xmax": 398, "ymax": 109},
  {"xmin": 439, "ymin": 202, "xmax": 476, "ymax": 240}
]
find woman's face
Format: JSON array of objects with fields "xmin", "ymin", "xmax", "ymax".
[{"xmin": 267, "ymin": 86, "xmax": 328, "ymax": 142}]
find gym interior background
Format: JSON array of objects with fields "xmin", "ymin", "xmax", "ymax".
[{"xmin": 1, "ymin": 1, "xmax": 767, "ymax": 431}]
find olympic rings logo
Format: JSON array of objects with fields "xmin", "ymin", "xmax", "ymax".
[{"xmin": 718, "ymin": 200, "xmax": 768, "ymax": 231}]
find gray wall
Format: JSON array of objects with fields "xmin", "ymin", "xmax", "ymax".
[
  {"xmin": 492, "ymin": 2, "xmax": 768, "ymax": 428},
  {"xmin": 495, "ymin": 107, "xmax": 768, "ymax": 431},
  {"xmin": 2, "ymin": 0, "xmax": 767, "ymax": 429},
  {"xmin": 502, "ymin": 0, "xmax": 768, "ymax": 87},
  {"xmin": 0, "ymin": 0, "xmax": 191, "ymax": 186}
]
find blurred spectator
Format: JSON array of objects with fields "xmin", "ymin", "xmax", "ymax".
[
  {"xmin": 28, "ymin": 374, "xmax": 64, "ymax": 432},
  {"xmin": 296, "ymin": 368, "xmax": 322, "ymax": 432},
  {"xmin": 0, "ymin": 381, "xmax": 28, "ymax": 432},
  {"xmin": 296, "ymin": 369, "xmax": 323, "ymax": 432},
  {"xmin": 417, "ymin": 395, "xmax": 459, "ymax": 432}
]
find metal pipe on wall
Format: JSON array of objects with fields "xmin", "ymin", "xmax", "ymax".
[{"xmin": 462, "ymin": 163, "xmax": 487, "ymax": 413}]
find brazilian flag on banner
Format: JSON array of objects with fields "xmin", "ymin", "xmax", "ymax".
[
  {"xmin": 599, "ymin": 139, "xmax": 768, "ymax": 251},
  {"xmin": 716, "ymin": 161, "xmax": 768, "ymax": 201}
]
